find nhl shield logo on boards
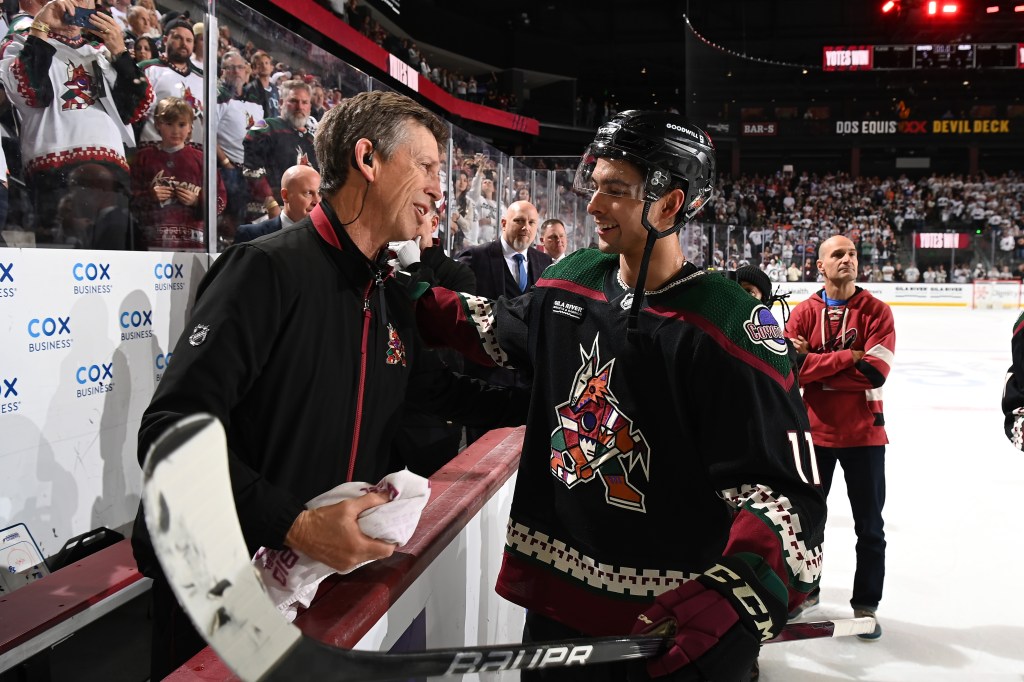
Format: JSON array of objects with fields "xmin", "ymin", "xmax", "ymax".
[{"xmin": 188, "ymin": 324, "xmax": 210, "ymax": 346}]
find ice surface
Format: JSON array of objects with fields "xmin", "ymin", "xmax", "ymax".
[{"xmin": 759, "ymin": 306, "xmax": 1024, "ymax": 680}]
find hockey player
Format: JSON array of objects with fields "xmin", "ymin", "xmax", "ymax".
[
  {"xmin": 1001, "ymin": 311, "xmax": 1024, "ymax": 448},
  {"xmin": 416, "ymin": 111, "xmax": 825, "ymax": 680}
]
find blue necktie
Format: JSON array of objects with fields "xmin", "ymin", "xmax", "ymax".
[{"xmin": 513, "ymin": 253, "xmax": 527, "ymax": 293}]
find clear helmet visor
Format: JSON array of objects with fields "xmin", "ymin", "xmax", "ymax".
[{"xmin": 571, "ymin": 144, "xmax": 682, "ymax": 203}]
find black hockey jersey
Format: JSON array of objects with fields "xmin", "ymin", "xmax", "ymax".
[
  {"xmin": 1002, "ymin": 310, "xmax": 1024, "ymax": 449},
  {"xmin": 418, "ymin": 248, "xmax": 826, "ymax": 636}
]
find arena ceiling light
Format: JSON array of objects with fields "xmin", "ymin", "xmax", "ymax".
[{"xmin": 926, "ymin": 1, "xmax": 960, "ymax": 14}]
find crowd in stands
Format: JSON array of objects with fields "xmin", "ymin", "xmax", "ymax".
[
  {"xmin": 2, "ymin": 0, "xmax": 1023, "ymax": 284},
  {"xmin": 0, "ymin": 0, "xmax": 533, "ymax": 250},
  {"xmin": 317, "ymin": 0, "xmax": 519, "ymax": 111},
  {"xmin": 686, "ymin": 170, "xmax": 1024, "ymax": 284}
]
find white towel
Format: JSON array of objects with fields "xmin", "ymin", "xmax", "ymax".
[{"xmin": 253, "ymin": 469, "xmax": 431, "ymax": 621}]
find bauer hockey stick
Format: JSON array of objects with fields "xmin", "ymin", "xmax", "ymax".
[{"xmin": 141, "ymin": 413, "xmax": 876, "ymax": 682}]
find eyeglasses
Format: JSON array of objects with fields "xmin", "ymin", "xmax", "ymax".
[{"xmin": 223, "ymin": 65, "xmax": 247, "ymax": 71}]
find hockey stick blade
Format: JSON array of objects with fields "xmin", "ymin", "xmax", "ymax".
[{"xmin": 141, "ymin": 414, "xmax": 873, "ymax": 682}]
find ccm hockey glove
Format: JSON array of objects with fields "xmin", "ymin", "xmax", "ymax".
[{"xmin": 629, "ymin": 553, "xmax": 788, "ymax": 681}]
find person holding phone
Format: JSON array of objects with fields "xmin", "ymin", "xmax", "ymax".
[{"xmin": 0, "ymin": 0, "xmax": 153, "ymax": 246}]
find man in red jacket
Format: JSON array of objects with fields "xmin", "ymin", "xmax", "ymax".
[{"xmin": 785, "ymin": 234, "xmax": 895, "ymax": 640}]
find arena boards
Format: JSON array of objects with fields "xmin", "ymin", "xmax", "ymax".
[{"xmin": 141, "ymin": 413, "xmax": 875, "ymax": 681}]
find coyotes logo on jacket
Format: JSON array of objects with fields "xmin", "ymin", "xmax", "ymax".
[{"xmin": 550, "ymin": 336, "xmax": 650, "ymax": 512}]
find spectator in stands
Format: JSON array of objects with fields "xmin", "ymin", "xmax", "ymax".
[
  {"xmin": 130, "ymin": 97, "xmax": 225, "ymax": 251},
  {"xmin": 215, "ymin": 50, "xmax": 262, "ymax": 239},
  {"xmin": 133, "ymin": 34, "xmax": 157, "ymax": 63},
  {"xmin": 1, "ymin": 0, "xmax": 45, "ymax": 46},
  {"xmin": 539, "ymin": 218, "xmax": 568, "ymax": 262},
  {"xmin": 448, "ymin": 170, "xmax": 471, "ymax": 252},
  {"xmin": 190, "ymin": 21, "xmax": 204, "ymax": 68},
  {"xmin": 139, "ymin": 19, "xmax": 204, "ymax": 148},
  {"xmin": 310, "ymin": 84, "xmax": 327, "ymax": 120},
  {"xmin": 904, "ymin": 261, "xmax": 919, "ymax": 283},
  {"xmin": 243, "ymin": 49, "xmax": 278, "ymax": 118},
  {"xmin": 1000, "ymin": 229, "xmax": 1016, "ymax": 257},
  {"xmin": 135, "ymin": 0, "xmax": 162, "ymax": 35},
  {"xmin": 345, "ymin": 0, "xmax": 368, "ymax": 31},
  {"xmin": 108, "ymin": 0, "xmax": 129, "ymax": 31},
  {"xmin": 235, "ymin": 164, "xmax": 320, "ymax": 244},
  {"xmin": 243, "ymin": 79, "xmax": 318, "ymax": 219},
  {"xmin": 787, "ymin": 260, "xmax": 801, "ymax": 281},
  {"xmin": 124, "ymin": 5, "xmax": 146, "ymax": 41},
  {"xmin": 0, "ymin": 0, "xmax": 152, "ymax": 246},
  {"xmin": 466, "ymin": 162, "xmax": 498, "ymax": 245}
]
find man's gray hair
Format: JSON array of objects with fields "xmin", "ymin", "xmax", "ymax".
[{"xmin": 315, "ymin": 90, "xmax": 448, "ymax": 197}]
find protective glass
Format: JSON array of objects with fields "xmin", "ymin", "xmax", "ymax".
[{"xmin": 571, "ymin": 144, "xmax": 678, "ymax": 203}]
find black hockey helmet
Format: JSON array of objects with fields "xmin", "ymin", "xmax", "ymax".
[{"xmin": 572, "ymin": 110, "xmax": 716, "ymax": 232}]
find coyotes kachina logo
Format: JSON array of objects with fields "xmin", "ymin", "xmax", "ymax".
[
  {"xmin": 180, "ymin": 86, "xmax": 203, "ymax": 121},
  {"xmin": 385, "ymin": 324, "xmax": 406, "ymax": 366},
  {"xmin": 549, "ymin": 336, "xmax": 650, "ymax": 512},
  {"xmin": 62, "ymin": 62, "xmax": 96, "ymax": 110}
]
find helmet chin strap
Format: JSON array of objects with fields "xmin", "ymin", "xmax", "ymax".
[{"xmin": 625, "ymin": 202, "xmax": 685, "ymax": 343}]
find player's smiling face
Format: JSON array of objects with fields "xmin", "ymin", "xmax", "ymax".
[{"xmin": 585, "ymin": 158, "xmax": 648, "ymax": 256}]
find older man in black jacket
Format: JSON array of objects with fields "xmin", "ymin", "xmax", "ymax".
[{"xmin": 132, "ymin": 91, "xmax": 526, "ymax": 680}]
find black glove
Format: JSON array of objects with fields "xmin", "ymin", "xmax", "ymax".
[{"xmin": 629, "ymin": 553, "xmax": 788, "ymax": 681}]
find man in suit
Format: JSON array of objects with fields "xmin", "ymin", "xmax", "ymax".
[
  {"xmin": 457, "ymin": 200, "xmax": 552, "ymax": 443},
  {"xmin": 235, "ymin": 165, "xmax": 320, "ymax": 243},
  {"xmin": 540, "ymin": 218, "xmax": 569, "ymax": 262}
]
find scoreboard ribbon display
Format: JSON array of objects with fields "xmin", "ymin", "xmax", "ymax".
[{"xmin": 824, "ymin": 43, "xmax": 1024, "ymax": 71}]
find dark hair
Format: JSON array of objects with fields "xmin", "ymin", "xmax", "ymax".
[
  {"xmin": 134, "ymin": 35, "xmax": 158, "ymax": 61},
  {"xmin": 315, "ymin": 90, "xmax": 448, "ymax": 197},
  {"xmin": 163, "ymin": 19, "xmax": 194, "ymax": 37}
]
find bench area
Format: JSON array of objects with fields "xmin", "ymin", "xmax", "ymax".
[
  {"xmin": 0, "ymin": 426, "xmax": 525, "ymax": 681},
  {"xmin": 0, "ymin": 539, "xmax": 151, "ymax": 675}
]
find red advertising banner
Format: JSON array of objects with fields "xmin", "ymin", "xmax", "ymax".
[
  {"xmin": 268, "ymin": 0, "xmax": 540, "ymax": 136},
  {"xmin": 915, "ymin": 233, "xmax": 970, "ymax": 249}
]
